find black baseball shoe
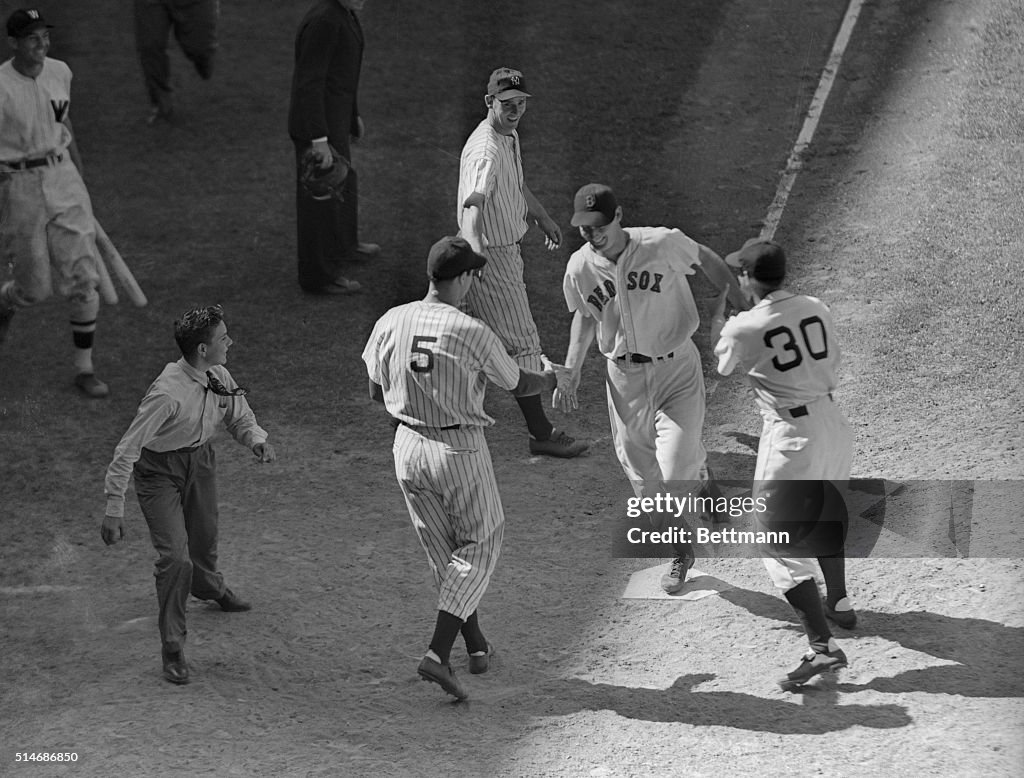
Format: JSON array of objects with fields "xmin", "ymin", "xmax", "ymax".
[
  {"xmin": 529, "ymin": 428, "xmax": 588, "ymax": 458},
  {"xmin": 468, "ymin": 643, "xmax": 493, "ymax": 675},
  {"xmin": 417, "ymin": 656, "xmax": 468, "ymax": 700},
  {"xmin": 778, "ymin": 647, "xmax": 848, "ymax": 691}
]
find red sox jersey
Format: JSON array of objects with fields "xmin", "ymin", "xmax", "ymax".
[
  {"xmin": 0, "ymin": 58, "xmax": 73, "ymax": 160},
  {"xmin": 457, "ymin": 119, "xmax": 527, "ymax": 247},
  {"xmin": 362, "ymin": 301, "xmax": 521, "ymax": 427},
  {"xmin": 715, "ymin": 290, "xmax": 841, "ymax": 411},
  {"xmin": 563, "ymin": 227, "xmax": 704, "ymax": 357}
]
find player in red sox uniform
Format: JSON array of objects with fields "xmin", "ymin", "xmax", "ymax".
[
  {"xmin": 556, "ymin": 184, "xmax": 747, "ymax": 593},
  {"xmin": 712, "ymin": 239, "xmax": 855, "ymax": 690},
  {"xmin": 362, "ymin": 236, "xmax": 565, "ymax": 701},
  {"xmin": 458, "ymin": 67, "xmax": 586, "ymax": 459},
  {"xmin": 0, "ymin": 9, "xmax": 109, "ymax": 397}
]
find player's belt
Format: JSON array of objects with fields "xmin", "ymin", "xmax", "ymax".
[
  {"xmin": 397, "ymin": 420, "xmax": 461, "ymax": 431},
  {"xmin": 780, "ymin": 393, "xmax": 834, "ymax": 419},
  {"xmin": 0, "ymin": 152, "xmax": 64, "ymax": 170},
  {"xmin": 616, "ymin": 352, "xmax": 675, "ymax": 364}
]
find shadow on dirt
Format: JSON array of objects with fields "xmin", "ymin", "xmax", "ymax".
[
  {"xmin": 536, "ymin": 674, "xmax": 911, "ymax": 733},
  {"xmin": 720, "ymin": 587, "xmax": 1024, "ymax": 698}
]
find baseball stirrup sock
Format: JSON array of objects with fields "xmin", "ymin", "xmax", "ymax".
[
  {"xmin": 460, "ymin": 611, "xmax": 487, "ymax": 655},
  {"xmin": 71, "ymin": 318, "xmax": 97, "ymax": 372},
  {"xmin": 783, "ymin": 579, "xmax": 832, "ymax": 651},
  {"xmin": 817, "ymin": 554, "xmax": 848, "ymax": 607},
  {"xmin": 517, "ymin": 394, "xmax": 554, "ymax": 441},
  {"xmin": 429, "ymin": 610, "xmax": 464, "ymax": 665}
]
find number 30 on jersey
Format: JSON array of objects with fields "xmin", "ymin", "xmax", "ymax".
[{"xmin": 764, "ymin": 316, "xmax": 828, "ymax": 372}]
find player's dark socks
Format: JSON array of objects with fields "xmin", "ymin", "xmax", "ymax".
[
  {"xmin": 460, "ymin": 611, "xmax": 487, "ymax": 655},
  {"xmin": 817, "ymin": 554, "xmax": 848, "ymax": 608},
  {"xmin": 70, "ymin": 318, "xmax": 96, "ymax": 350},
  {"xmin": 429, "ymin": 610, "xmax": 464, "ymax": 665},
  {"xmin": 516, "ymin": 394, "xmax": 554, "ymax": 441},
  {"xmin": 783, "ymin": 579, "xmax": 832, "ymax": 649}
]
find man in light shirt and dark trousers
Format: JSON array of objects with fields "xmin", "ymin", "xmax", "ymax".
[{"xmin": 101, "ymin": 305, "xmax": 276, "ymax": 685}]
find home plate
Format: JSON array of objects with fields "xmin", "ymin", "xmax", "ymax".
[{"xmin": 621, "ymin": 563, "xmax": 735, "ymax": 600}]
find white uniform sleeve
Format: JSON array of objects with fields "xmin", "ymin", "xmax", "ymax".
[
  {"xmin": 479, "ymin": 327, "xmax": 521, "ymax": 391},
  {"xmin": 361, "ymin": 318, "xmax": 384, "ymax": 384},
  {"xmin": 714, "ymin": 316, "xmax": 745, "ymax": 376}
]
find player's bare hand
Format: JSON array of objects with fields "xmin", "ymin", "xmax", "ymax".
[
  {"xmin": 101, "ymin": 514, "xmax": 125, "ymax": 546},
  {"xmin": 352, "ymin": 115, "xmax": 365, "ymax": 144},
  {"xmin": 552, "ymin": 368, "xmax": 580, "ymax": 412},
  {"xmin": 311, "ymin": 139, "xmax": 332, "ymax": 169},
  {"xmin": 539, "ymin": 217, "xmax": 562, "ymax": 250},
  {"xmin": 253, "ymin": 442, "xmax": 277, "ymax": 463}
]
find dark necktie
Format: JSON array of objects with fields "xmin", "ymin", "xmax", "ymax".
[{"xmin": 206, "ymin": 371, "xmax": 248, "ymax": 397}]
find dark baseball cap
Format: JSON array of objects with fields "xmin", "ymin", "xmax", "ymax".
[
  {"xmin": 7, "ymin": 8, "xmax": 53, "ymax": 38},
  {"xmin": 725, "ymin": 239, "xmax": 787, "ymax": 282},
  {"xmin": 571, "ymin": 183, "xmax": 618, "ymax": 227},
  {"xmin": 427, "ymin": 236, "xmax": 487, "ymax": 281},
  {"xmin": 487, "ymin": 67, "xmax": 530, "ymax": 100}
]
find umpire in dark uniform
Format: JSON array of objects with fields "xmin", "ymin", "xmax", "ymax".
[{"xmin": 288, "ymin": 0, "xmax": 380, "ymax": 295}]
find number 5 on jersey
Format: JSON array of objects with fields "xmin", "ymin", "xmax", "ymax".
[{"xmin": 411, "ymin": 335, "xmax": 437, "ymax": 373}]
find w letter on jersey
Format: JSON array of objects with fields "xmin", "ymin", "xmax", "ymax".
[{"xmin": 51, "ymin": 100, "xmax": 69, "ymax": 122}]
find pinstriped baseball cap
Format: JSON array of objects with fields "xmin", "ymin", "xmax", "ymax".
[
  {"xmin": 427, "ymin": 236, "xmax": 487, "ymax": 281},
  {"xmin": 487, "ymin": 68, "xmax": 531, "ymax": 100},
  {"xmin": 725, "ymin": 239, "xmax": 787, "ymax": 281},
  {"xmin": 6, "ymin": 8, "xmax": 53, "ymax": 38}
]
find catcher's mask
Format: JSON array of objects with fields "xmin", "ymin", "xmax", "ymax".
[{"xmin": 300, "ymin": 146, "xmax": 350, "ymax": 201}]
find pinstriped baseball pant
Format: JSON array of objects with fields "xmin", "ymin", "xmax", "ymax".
[
  {"xmin": 462, "ymin": 242, "xmax": 544, "ymax": 375},
  {"xmin": 392, "ymin": 425, "xmax": 504, "ymax": 620}
]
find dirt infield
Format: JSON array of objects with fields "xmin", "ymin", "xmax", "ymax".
[{"xmin": 1, "ymin": 0, "xmax": 1022, "ymax": 776}]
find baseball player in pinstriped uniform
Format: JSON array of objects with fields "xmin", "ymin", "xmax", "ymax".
[
  {"xmin": 458, "ymin": 67, "xmax": 587, "ymax": 459},
  {"xmin": 0, "ymin": 9, "xmax": 109, "ymax": 397},
  {"xmin": 556, "ymin": 184, "xmax": 747, "ymax": 593},
  {"xmin": 362, "ymin": 236, "xmax": 565, "ymax": 701},
  {"xmin": 713, "ymin": 239, "xmax": 855, "ymax": 690}
]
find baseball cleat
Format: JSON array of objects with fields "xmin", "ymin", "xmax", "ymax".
[
  {"xmin": 74, "ymin": 372, "xmax": 109, "ymax": 398},
  {"xmin": 778, "ymin": 647, "xmax": 848, "ymax": 691},
  {"xmin": 468, "ymin": 643, "xmax": 493, "ymax": 675},
  {"xmin": 529, "ymin": 429, "xmax": 588, "ymax": 458},
  {"xmin": 215, "ymin": 588, "xmax": 252, "ymax": 612},
  {"xmin": 417, "ymin": 656, "xmax": 468, "ymax": 700},
  {"xmin": 660, "ymin": 554, "xmax": 694, "ymax": 594},
  {"xmin": 824, "ymin": 597, "xmax": 857, "ymax": 629}
]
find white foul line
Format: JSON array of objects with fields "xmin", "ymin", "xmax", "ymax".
[{"xmin": 760, "ymin": 0, "xmax": 867, "ymax": 241}]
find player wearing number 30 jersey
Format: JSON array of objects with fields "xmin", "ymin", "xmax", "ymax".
[
  {"xmin": 362, "ymin": 236, "xmax": 561, "ymax": 701},
  {"xmin": 713, "ymin": 238, "xmax": 856, "ymax": 690}
]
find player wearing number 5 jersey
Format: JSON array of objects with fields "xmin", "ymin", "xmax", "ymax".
[
  {"xmin": 713, "ymin": 239, "xmax": 856, "ymax": 690},
  {"xmin": 362, "ymin": 236, "xmax": 563, "ymax": 701}
]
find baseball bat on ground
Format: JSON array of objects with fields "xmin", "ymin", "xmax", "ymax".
[{"xmin": 93, "ymin": 220, "xmax": 148, "ymax": 307}]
